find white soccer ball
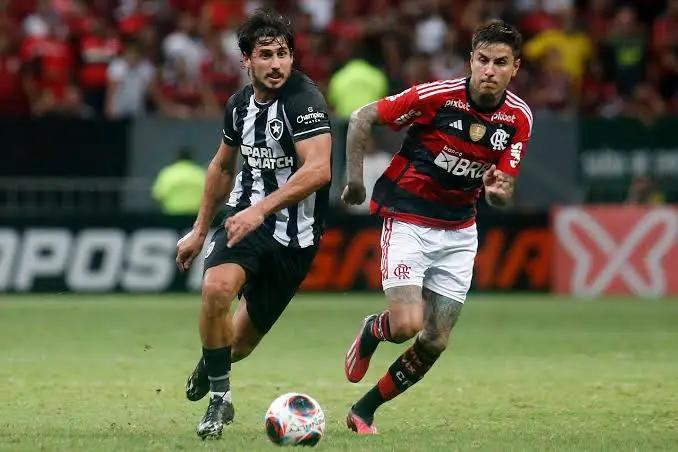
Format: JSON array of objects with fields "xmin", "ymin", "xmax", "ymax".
[{"xmin": 264, "ymin": 392, "xmax": 326, "ymax": 447}]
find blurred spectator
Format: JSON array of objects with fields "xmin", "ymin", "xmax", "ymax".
[
  {"xmin": 22, "ymin": 0, "xmax": 58, "ymax": 39},
  {"xmin": 152, "ymin": 146, "xmax": 206, "ymax": 215},
  {"xmin": 200, "ymin": 30, "xmax": 241, "ymax": 117},
  {"xmin": 600, "ymin": 6, "xmax": 647, "ymax": 98},
  {"xmin": 105, "ymin": 38, "xmax": 156, "ymax": 118},
  {"xmin": 579, "ymin": 59, "xmax": 619, "ymax": 116},
  {"xmin": 200, "ymin": 0, "xmax": 245, "ymax": 33},
  {"xmin": 298, "ymin": 0, "xmax": 334, "ymax": 30},
  {"xmin": 622, "ymin": 82, "xmax": 665, "ymax": 125},
  {"xmin": 581, "ymin": 0, "xmax": 614, "ymax": 42},
  {"xmin": 430, "ymin": 28, "xmax": 468, "ymax": 81},
  {"xmin": 116, "ymin": 0, "xmax": 158, "ymax": 38},
  {"xmin": 20, "ymin": 16, "xmax": 83, "ymax": 116},
  {"xmin": 160, "ymin": 56, "xmax": 203, "ymax": 118},
  {"xmin": 327, "ymin": 36, "xmax": 388, "ymax": 119},
  {"xmin": 162, "ymin": 12, "xmax": 205, "ymax": 81},
  {"xmin": 0, "ymin": 30, "xmax": 28, "ymax": 116},
  {"xmin": 523, "ymin": 6, "xmax": 593, "ymax": 88},
  {"xmin": 415, "ymin": 0, "xmax": 447, "ymax": 55},
  {"xmin": 403, "ymin": 52, "xmax": 435, "ymax": 87},
  {"xmin": 528, "ymin": 48, "xmax": 577, "ymax": 113},
  {"xmin": 0, "ymin": 0, "xmax": 677, "ymax": 119},
  {"xmin": 518, "ymin": 0, "xmax": 559, "ymax": 38},
  {"xmin": 78, "ymin": 16, "xmax": 120, "ymax": 116},
  {"xmin": 626, "ymin": 176, "xmax": 665, "ymax": 205}
]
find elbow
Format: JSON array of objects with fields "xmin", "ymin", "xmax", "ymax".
[
  {"xmin": 316, "ymin": 166, "xmax": 332, "ymax": 186},
  {"xmin": 308, "ymin": 165, "xmax": 331, "ymax": 188}
]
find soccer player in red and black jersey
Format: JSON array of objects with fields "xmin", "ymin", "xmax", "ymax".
[{"xmin": 341, "ymin": 21, "xmax": 533, "ymax": 434}]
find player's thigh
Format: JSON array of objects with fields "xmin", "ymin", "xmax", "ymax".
[
  {"xmin": 240, "ymin": 242, "xmax": 318, "ymax": 334},
  {"xmin": 422, "ymin": 223, "xmax": 478, "ymax": 304},
  {"xmin": 380, "ymin": 218, "xmax": 432, "ymax": 294},
  {"xmin": 202, "ymin": 219, "xmax": 267, "ymax": 309}
]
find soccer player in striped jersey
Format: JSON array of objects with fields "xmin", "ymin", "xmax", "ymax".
[
  {"xmin": 175, "ymin": 9, "xmax": 332, "ymax": 440},
  {"xmin": 341, "ymin": 20, "xmax": 533, "ymax": 434}
]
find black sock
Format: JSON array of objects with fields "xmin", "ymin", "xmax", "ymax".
[
  {"xmin": 354, "ymin": 338, "xmax": 439, "ymax": 421},
  {"xmin": 352, "ymin": 387, "xmax": 383, "ymax": 424},
  {"xmin": 202, "ymin": 346, "xmax": 231, "ymax": 394}
]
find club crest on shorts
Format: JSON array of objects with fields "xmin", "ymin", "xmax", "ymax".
[
  {"xmin": 267, "ymin": 118, "xmax": 284, "ymax": 141},
  {"xmin": 469, "ymin": 123, "xmax": 486, "ymax": 142}
]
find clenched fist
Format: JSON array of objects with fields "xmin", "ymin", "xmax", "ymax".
[
  {"xmin": 341, "ymin": 182, "xmax": 367, "ymax": 205},
  {"xmin": 176, "ymin": 229, "xmax": 207, "ymax": 272}
]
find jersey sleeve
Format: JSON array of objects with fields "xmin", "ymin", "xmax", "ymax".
[
  {"xmin": 497, "ymin": 108, "xmax": 533, "ymax": 177},
  {"xmin": 221, "ymin": 93, "xmax": 240, "ymax": 147},
  {"xmin": 285, "ymin": 83, "xmax": 331, "ymax": 142},
  {"xmin": 376, "ymin": 85, "xmax": 437, "ymax": 131}
]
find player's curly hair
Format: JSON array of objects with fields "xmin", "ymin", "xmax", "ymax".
[
  {"xmin": 237, "ymin": 9, "xmax": 295, "ymax": 57},
  {"xmin": 471, "ymin": 20, "xmax": 523, "ymax": 58}
]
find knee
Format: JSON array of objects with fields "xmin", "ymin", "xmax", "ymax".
[
  {"xmin": 230, "ymin": 341, "xmax": 255, "ymax": 363},
  {"xmin": 418, "ymin": 331, "xmax": 449, "ymax": 356},
  {"xmin": 201, "ymin": 279, "xmax": 239, "ymax": 317},
  {"xmin": 389, "ymin": 313, "xmax": 423, "ymax": 343}
]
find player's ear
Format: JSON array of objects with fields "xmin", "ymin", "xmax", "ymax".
[
  {"xmin": 512, "ymin": 58, "xmax": 521, "ymax": 77},
  {"xmin": 243, "ymin": 54, "xmax": 252, "ymax": 70}
]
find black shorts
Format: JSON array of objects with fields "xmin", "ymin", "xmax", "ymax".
[{"xmin": 203, "ymin": 213, "xmax": 318, "ymax": 334}]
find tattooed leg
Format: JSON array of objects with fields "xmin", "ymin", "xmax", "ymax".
[
  {"xmin": 350, "ymin": 287, "xmax": 463, "ymax": 424},
  {"xmin": 417, "ymin": 287, "xmax": 463, "ymax": 357}
]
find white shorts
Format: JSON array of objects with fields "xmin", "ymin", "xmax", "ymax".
[{"xmin": 380, "ymin": 218, "xmax": 478, "ymax": 303}]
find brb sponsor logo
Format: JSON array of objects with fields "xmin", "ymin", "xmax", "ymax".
[
  {"xmin": 241, "ymin": 145, "xmax": 294, "ymax": 169},
  {"xmin": 434, "ymin": 145, "xmax": 491, "ymax": 178},
  {"xmin": 553, "ymin": 206, "xmax": 678, "ymax": 297},
  {"xmin": 0, "ymin": 228, "xmax": 209, "ymax": 292}
]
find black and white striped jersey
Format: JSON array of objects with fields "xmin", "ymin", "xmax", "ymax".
[{"xmin": 221, "ymin": 70, "xmax": 332, "ymax": 249}]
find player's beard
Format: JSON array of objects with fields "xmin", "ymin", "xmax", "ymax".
[
  {"xmin": 471, "ymin": 84, "xmax": 504, "ymax": 109},
  {"xmin": 252, "ymin": 71, "xmax": 285, "ymax": 100},
  {"xmin": 476, "ymin": 92, "xmax": 502, "ymax": 108}
]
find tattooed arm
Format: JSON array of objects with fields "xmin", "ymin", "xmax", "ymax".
[{"xmin": 341, "ymin": 102, "xmax": 382, "ymax": 205}]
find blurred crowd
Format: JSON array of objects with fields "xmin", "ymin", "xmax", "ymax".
[{"xmin": 0, "ymin": 0, "xmax": 676, "ymax": 121}]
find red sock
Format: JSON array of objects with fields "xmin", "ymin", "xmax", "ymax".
[
  {"xmin": 377, "ymin": 338, "xmax": 438, "ymax": 401},
  {"xmin": 371, "ymin": 311, "xmax": 392, "ymax": 342}
]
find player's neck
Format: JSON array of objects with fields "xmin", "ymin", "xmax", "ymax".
[
  {"xmin": 469, "ymin": 90, "xmax": 504, "ymax": 111},
  {"xmin": 253, "ymin": 88, "xmax": 275, "ymax": 104},
  {"xmin": 252, "ymin": 80, "xmax": 278, "ymax": 104}
]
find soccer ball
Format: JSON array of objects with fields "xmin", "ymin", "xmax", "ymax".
[{"xmin": 264, "ymin": 393, "xmax": 326, "ymax": 447}]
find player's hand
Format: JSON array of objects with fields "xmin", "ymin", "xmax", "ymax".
[
  {"xmin": 225, "ymin": 206, "xmax": 265, "ymax": 248},
  {"xmin": 176, "ymin": 229, "xmax": 207, "ymax": 272},
  {"xmin": 341, "ymin": 182, "xmax": 366, "ymax": 205},
  {"xmin": 482, "ymin": 164, "xmax": 500, "ymax": 188},
  {"xmin": 483, "ymin": 165, "xmax": 512, "ymax": 202}
]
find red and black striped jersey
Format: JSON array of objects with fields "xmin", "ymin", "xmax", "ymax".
[{"xmin": 371, "ymin": 77, "xmax": 533, "ymax": 229}]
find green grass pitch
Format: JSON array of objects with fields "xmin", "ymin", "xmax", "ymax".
[{"xmin": 1, "ymin": 293, "xmax": 677, "ymax": 451}]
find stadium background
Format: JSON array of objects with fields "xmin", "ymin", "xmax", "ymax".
[{"xmin": 1, "ymin": 1, "xmax": 677, "ymax": 451}]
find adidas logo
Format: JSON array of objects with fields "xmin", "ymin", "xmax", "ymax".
[{"xmin": 449, "ymin": 120, "xmax": 462, "ymax": 131}]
